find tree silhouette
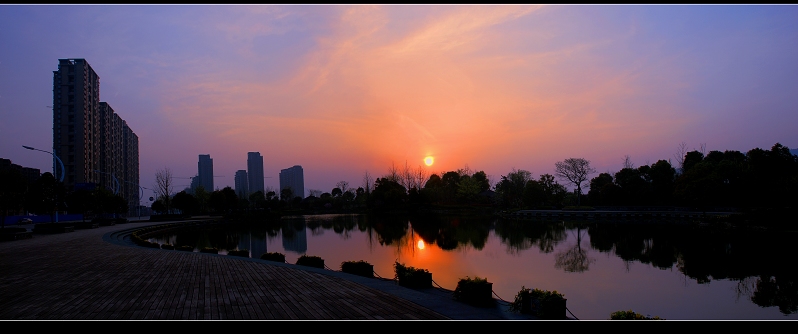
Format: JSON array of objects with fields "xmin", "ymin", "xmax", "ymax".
[
  {"xmin": 154, "ymin": 167, "xmax": 174, "ymax": 214},
  {"xmin": 554, "ymin": 158, "xmax": 595, "ymax": 206}
]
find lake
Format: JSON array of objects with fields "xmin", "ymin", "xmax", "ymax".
[{"xmin": 147, "ymin": 213, "xmax": 798, "ymax": 320}]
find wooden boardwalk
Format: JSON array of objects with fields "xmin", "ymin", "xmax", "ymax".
[{"xmin": 0, "ymin": 221, "xmax": 456, "ymax": 320}]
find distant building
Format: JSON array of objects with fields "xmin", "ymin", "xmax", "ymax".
[
  {"xmin": 52, "ymin": 58, "xmax": 139, "ymax": 209},
  {"xmin": 189, "ymin": 175, "xmax": 200, "ymax": 194},
  {"xmin": 247, "ymin": 152, "xmax": 264, "ymax": 196},
  {"xmin": 197, "ymin": 154, "xmax": 214, "ymax": 191},
  {"xmin": 235, "ymin": 170, "xmax": 249, "ymax": 199},
  {"xmin": 279, "ymin": 165, "xmax": 305, "ymax": 200}
]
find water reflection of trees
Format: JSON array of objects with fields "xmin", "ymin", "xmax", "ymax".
[
  {"xmin": 155, "ymin": 215, "xmax": 798, "ymax": 315},
  {"xmin": 586, "ymin": 222, "xmax": 798, "ymax": 314},
  {"xmin": 493, "ymin": 219, "xmax": 568, "ymax": 254},
  {"xmin": 587, "ymin": 222, "xmax": 679, "ymax": 270},
  {"xmin": 408, "ymin": 215, "xmax": 492, "ymax": 251},
  {"xmin": 554, "ymin": 226, "xmax": 595, "ymax": 272}
]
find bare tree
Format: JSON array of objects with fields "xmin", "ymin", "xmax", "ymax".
[
  {"xmin": 308, "ymin": 189, "xmax": 322, "ymax": 198},
  {"xmin": 457, "ymin": 164, "xmax": 473, "ymax": 177},
  {"xmin": 386, "ymin": 162, "xmax": 402, "ymax": 185},
  {"xmin": 554, "ymin": 158, "xmax": 596, "ymax": 206},
  {"xmin": 674, "ymin": 142, "xmax": 688, "ymax": 172},
  {"xmin": 623, "ymin": 155, "xmax": 634, "ymax": 169},
  {"xmin": 336, "ymin": 180, "xmax": 349, "ymax": 194},
  {"xmin": 401, "ymin": 161, "xmax": 413, "ymax": 190},
  {"xmin": 413, "ymin": 165, "xmax": 428, "ymax": 190},
  {"xmin": 154, "ymin": 167, "xmax": 174, "ymax": 214},
  {"xmin": 362, "ymin": 170, "xmax": 374, "ymax": 194}
]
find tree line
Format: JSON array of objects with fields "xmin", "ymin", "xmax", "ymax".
[
  {"xmin": 151, "ymin": 142, "xmax": 797, "ymax": 216},
  {"xmin": 3, "ymin": 142, "xmax": 795, "ymax": 224},
  {"xmin": 1, "ymin": 170, "xmax": 128, "ymax": 226}
]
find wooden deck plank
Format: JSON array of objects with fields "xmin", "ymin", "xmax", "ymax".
[{"xmin": 0, "ymin": 222, "xmax": 452, "ymax": 320}]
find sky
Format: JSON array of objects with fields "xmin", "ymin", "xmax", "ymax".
[{"xmin": 2, "ymin": 4, "xmax": 797, "ymax": 204}]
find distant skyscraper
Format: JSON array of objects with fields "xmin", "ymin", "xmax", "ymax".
[
  {"xmin": 247, "ymin": 152, "xmax": 264, "ymax": 196},
  {"xmin": 235, "ymin": 169, "xmax": 248, "ymax": 199},
  {"xmin": 198, "ymin": 154, "xmax": 214, "ymax": 191},
  {"xmin": 52, "ymin": 58, "xmax": 139, "ymax": 210},
  {"xmin": 279, "ymin": 165, "xmax": 304, "ymax": 199}
]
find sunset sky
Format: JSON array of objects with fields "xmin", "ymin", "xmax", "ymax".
[{"xmin": 2, "ymin": 5, "xmax": 797, "ymax": 203}]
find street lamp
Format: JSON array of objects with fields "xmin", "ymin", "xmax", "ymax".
[
  {"xmin": 23, "ymin": 145, "xmax": 64, "ymax": 182},
  {"xmin": 22, "ymin": 145, "xmax": 65, "ymax": 222},
  {"xmin": 123, "ymin": 180, "xmax": 144, "ymax": 220}
]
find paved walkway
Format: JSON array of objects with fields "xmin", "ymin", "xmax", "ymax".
[{"xmin": 0, "ymin": 220, "xmax": 533, "ymax": 320}]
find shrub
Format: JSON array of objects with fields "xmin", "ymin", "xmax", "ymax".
[
  {"xmin": 340, "ymin": 260, "xmax": 374, "ymax": 278},
  {"xmin": 260, "ymin": 252, "xmax": 286, "ymax": 263},
  {"xmin": 453, "ymin": 276, "xmax": 494, "ymax": 307},
  {"xmin": 610, "ymin": 310, "xmax": 663, "ymax": 320},
  {"xmin": 200, "ymin": 247, "xmax": 218, "ymax": 254},
  {"xmin": 161, "ymin": 244, "xmax": 175, "ymax": 250},
  {"xmin": 394, "ymin": 261, "xmax": 432, "ymax": 289},
  {"xmin": 177, "ymin": 245, "xmax": 194, "ymax": 252},
  {"xmin": 227, "ymin": 249, "xmax": 250, "ymax": 257},
  {"xmin": 509, "ymin": 286, "xmax": 567, "ymax": 319},
  {"xmin": 296, "ymin": 255, "xmax": 325, "ymax": 269}
]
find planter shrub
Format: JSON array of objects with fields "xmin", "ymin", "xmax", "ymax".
[
  {"xmin": 0, "ymin": 227, "xmax": 32, "ymax": 241},
  {"xmin": 177, "ymin": 245, "xmax": 194, "ymax": 252},
  {"xmin": 394, "ymin": 261, "xmax": 432, "ymax": 289},
  {"xmin": 610, "ymin": 310, "xmax": 664, "ymax": 320},
  {"xmin": 341, "ymin": 260, "xmax": 374, "ymax": 278},
  {"xmin": 296, "ymin": 255, "xmax": 325, "ymax": 269},
  {"xmin": 453, "ymin": 276, "xmax": 494, "ymax": 307},
  {"xmin": 228, "ymin": 249, "xmax": 250, "ymax": 257},
  {"xmin": 509, "ymin": 286, "xmax": 567, "ymax": 319},
  {"xmin": 161, "ymin": 244, "xmax": 175, "ymax": 250},
  {"xmin": 260, "ymin": 252, "xmax": 286, "ymax": 263},
  {"xmin": 200, "ymin": 247, "xmax": 218, "ymax": 254}
]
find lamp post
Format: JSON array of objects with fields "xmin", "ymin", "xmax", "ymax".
[
  {"xmin": 123, "ymin": 181, "xmax": 144, "ymax": 220},
  {"xmin": 22, "ymin": 145, "xmax": 65, "ymax": 222}
]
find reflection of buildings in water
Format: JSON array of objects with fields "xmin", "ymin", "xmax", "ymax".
[
  {"xmin": 283, "ymin": 225, "xmax": 307, "ymax": 254},
  {"xmin": 235, "ymin": 232, "xmax": 267, "ymax": 258},
  {"xmin": 251, "ymin": 235, "xmax": 268, "ymax": 259}
]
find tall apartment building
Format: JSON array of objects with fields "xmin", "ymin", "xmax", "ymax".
[
  {"xmin": 52, "ymin": 58, "xmax": 139, "ymax": 209},
  {"xmin": 197, "ymin": 154, "xmax": 214, "ymax": 191},
  {"xmin": 247, "ymin": 152, "xmax": 264, "ymax": 196},
  {"xmin": 234, "ymin": 169, "xmax": 248, "ymax": 199},
  {"xmin": 279, "ymin": 165, "xmax": 304, "ymax": 200}
]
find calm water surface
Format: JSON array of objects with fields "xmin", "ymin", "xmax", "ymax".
[{"xmin": 149, "ymin": 213, "xmax": 798, "ymax": 320}]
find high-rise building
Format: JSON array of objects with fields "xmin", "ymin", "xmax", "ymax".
[
  {"xmin": 197, "ymin": 154, "xmax": 214, "ymax": 191},
  {"xmin": 279, "ymin": 165, "xmax": 304, "ymax": 200},
  {"xmin": 52, "ymin": 58, "xmax": 139, "ymax": 210},
  {"xmin": 235, "ymin": 169, "xmax": 248, "ymax": 199},
  {"xmin": 247, "ymin": 152, "xmax": 264, "ymax": 196}
]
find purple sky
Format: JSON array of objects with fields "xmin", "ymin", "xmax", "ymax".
[{"xmin": 2, "ymin": 5, "xmax": 797, "ymax": 204}]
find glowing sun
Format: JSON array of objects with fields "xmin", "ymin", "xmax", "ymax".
[{"xmin": 424, "ymin": 156, "xmax": 434, "ymax": 166}]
